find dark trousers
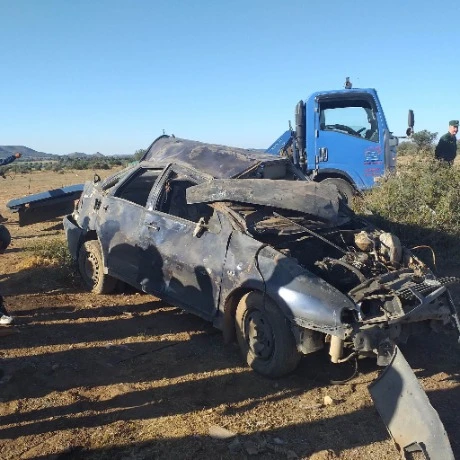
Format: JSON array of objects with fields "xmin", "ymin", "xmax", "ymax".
[{"xmin": 0, "ymin": 295, "xmax": 10, "ymax": 316}]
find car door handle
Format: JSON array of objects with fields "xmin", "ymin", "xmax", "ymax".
[{"xmin": 147, "ymin": 222, "xmax": 160, "ymax": 231}]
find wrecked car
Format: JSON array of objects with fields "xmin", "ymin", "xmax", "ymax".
[
  {"xmin": 5, "ymin": 134, "xmax": 459, "ymax": 457},
  {"xmin": 62, "ymin": 135, "xmax": 460, "ymax": 380}
]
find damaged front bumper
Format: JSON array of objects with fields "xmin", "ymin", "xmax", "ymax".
[
  {"xmin": 63, "ymin": 214, "xmax": 84, "ymax": 259},
  {"xmin": 347, "ymin": 272, "xmax": 460, "ymax": 365}
]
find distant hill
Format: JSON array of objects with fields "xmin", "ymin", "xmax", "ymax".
[
  {"xmin": 0, "ymin": 145, "xmax": 56, "ymax": 159},
  {"xmin": 67, "ymin": 152, "xmax": 105, "ymax": 159},
  {"xmin": 0, "ymin": 146, "xmax": 115, "ymax": 160}
]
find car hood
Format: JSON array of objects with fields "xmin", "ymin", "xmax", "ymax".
[{"xmin": 186, "ymin": 179, "xmax": 341, "ymax": 225}]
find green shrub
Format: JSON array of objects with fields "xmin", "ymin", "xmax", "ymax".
[{"xmin": 356, "ymin": 151, "xmax": 460, "ymax": 262}]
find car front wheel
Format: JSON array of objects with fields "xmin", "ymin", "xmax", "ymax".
[
  {"xmin": 78, "ymin": 240, "xmax": 117, "ymax": 294},
  {"xmin": 235, "ymin": 291, "xmax": 300, "ymax": 378}
]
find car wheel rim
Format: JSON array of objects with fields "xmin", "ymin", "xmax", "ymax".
[
  {"xmin": 84, "ymin": 251, "xmax": 99, "ymax": 286},
  {"xmin": 245, "ymin": 310, "xmax": 274, "ymax": 360}
]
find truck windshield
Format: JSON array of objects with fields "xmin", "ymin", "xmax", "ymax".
[{"xmin": 319, "ymin": 103, "xmax": 379, "ymax": 142}]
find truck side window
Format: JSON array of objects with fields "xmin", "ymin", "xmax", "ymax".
[{"xmin": 320, "ymin": 104, "xmax": 379, "ymax": 143}]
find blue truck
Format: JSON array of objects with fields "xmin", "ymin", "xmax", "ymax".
[{"xmin": 266, "ymin": 81, "xmax": 414, "ymax": 202}]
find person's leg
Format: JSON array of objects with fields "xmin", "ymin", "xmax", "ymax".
[{"xmin": 0, "ymin": 295, "xmax": 13, "ymax": 325}]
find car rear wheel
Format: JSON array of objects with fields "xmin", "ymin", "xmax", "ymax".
[
  {"xmin": 235, "ymin": 291, "xmax": 300, "ymax": 377},
  {"xmin": 0, "ymin": 225, "xmax": 11, "ymax": 253},
  {"xmin": 78, "ymin": 240, "xmax": 117, "ymax": 294},
  {"xmin": 321, "ymin": 178, "xmax": 355, "ymax": 205}
]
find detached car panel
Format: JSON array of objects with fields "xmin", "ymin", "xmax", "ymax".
[{"xmin": 7, "ymin": 184, "xmax": 84, "ymax": 227}]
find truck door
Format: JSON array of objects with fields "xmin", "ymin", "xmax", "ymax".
[{"xmin": 313, "ymin": 95, "xmax": 385, "ymax": 190}]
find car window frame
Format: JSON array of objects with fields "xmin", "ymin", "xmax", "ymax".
[
  {"xmin": 149, "ymin": 165, "xmax": 221, "ymax": 233},
  {"xmin": 109, "ymin": 166, "xmax": 166, "ymax": 208}
]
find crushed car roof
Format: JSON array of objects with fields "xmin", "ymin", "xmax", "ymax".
[{"xmin": 142, "ymin": 135, "xmax": 292, "ymax": 179}]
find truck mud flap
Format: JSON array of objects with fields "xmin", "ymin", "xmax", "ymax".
[{"xmin": 369, "ymin": 345, "xmax": 454, "ymax": 459}]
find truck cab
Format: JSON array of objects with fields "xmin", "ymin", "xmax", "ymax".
[{"xmin": 267, "ymin": 86, "xmax": 409, "ymax": 201}]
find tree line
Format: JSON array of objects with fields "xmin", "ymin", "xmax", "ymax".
[{"xmin": 0, "ymin": 149, "xmax": 147, "ymax": 175}]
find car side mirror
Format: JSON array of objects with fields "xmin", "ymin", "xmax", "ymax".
[
  {"xmin": 94, "ymin": 173, "xmax": 101, "ymax": 183},
  {"xmin": 408, "ymin": 109, "xmax": 414, "ymax": 129},
  {"xmin": 406, "ymin": 110, "xmax": 414, "ymax": 137}
]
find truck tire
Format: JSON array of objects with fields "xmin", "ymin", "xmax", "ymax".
[
  {"xmin": 0, "ymin": 225, "xmax": 11, "ymax": 253},
  {"xmin": 321, "ymin": 178, "xmax": 355, "ymax": 205},
  {"xmin": 78, "ymin": 240, "xmax": 117, "ymax": 294},
  {"xmin": 235, "ymin": 291, "xmax": 300, "ymax": 378}
]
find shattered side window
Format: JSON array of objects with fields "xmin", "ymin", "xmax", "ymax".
[
  {"xmin": 160, "ymin": 178, "xmax": 214, "ymax": 224},
  {"xmin": 114, "ymin": 168, "xmax": 162, "ymax": 207}
]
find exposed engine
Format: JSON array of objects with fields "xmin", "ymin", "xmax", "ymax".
[
  {"xmin": 237, "ymin": 206, "xmax": 460, "ymax": 365},
  {"xmin": 308, "ymin": 227, "xmax": 460, "ymax": 364}
]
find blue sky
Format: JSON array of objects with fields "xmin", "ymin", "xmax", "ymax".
[{"xmin": 1, "ymin": 0, "xmax": 459, "ymax": 155}]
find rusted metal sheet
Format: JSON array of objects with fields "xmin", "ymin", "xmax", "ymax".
[{"xmin": 369, "ymin": 346, "xmax": 454, "ymax": 459}]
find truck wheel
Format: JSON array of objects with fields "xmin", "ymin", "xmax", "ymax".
[
  {"xmin": 235, "ymin": 291, "xmax": 300, "ymax": 378},
  {"xmin": 321, "ymin": 178, "xmax": 355, "ymax": 205},
  {"xmin": 78, "ymin": 240, "xmax": 117, "ymax": 294},
  {"xmin": 0, "ymin": 225, "xmax": 11, "ymax": 253}
]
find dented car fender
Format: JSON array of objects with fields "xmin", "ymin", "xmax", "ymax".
[{"xmin": 219, "ymin": 231, "xmax": 355, "ymax": 340}]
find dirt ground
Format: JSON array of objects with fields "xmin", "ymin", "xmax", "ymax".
[{"xmin": 0, "ymin": 170, "xmax": 459, "ymax": 460}]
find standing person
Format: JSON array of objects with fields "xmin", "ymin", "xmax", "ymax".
[
  {"xmin": 0, "ymin": 152, "xmax": 21, "ymax": 223},
  {"xmin": 0, "ymin": 152, "xmax": 21, "ymax": 326},
  {"xmin": 0, "ymin": 153, "xmax": 21, "ymax": 324},
  {"xmin": 435, "ymin": 120, "xmax": 458, "ymax": 164}
]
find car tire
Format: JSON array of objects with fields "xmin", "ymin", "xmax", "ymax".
[
  {"xmin": 0, "ymin": 225, "xmax": 11, "ymax": 254},
  {"xmin": 78, "ymin": 240, "xmax": 117, "ymax": 294},
  {"xmin": 321, "ymin": 178, "xmax": 355, "ymax": 205},
  {"xmin": 235, "ymin": 291, "xmax": 300, "ymax": 378}
]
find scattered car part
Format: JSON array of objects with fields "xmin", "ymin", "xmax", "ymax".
[
  {"xmin": 369, "ymin": 345, "xmax": 454, "ymax": 459},
  {"xmin": 7, "ymin": 184, "xmax": 84, "ymax": 226}
]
